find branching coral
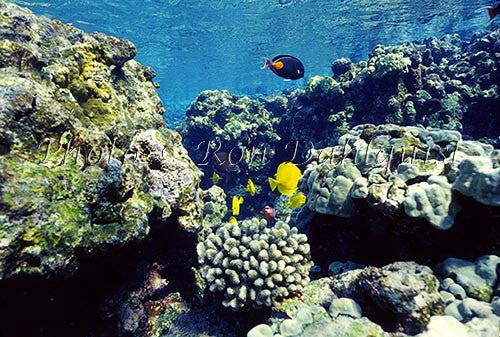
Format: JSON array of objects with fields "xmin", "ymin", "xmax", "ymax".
[{"xmin": 197, "ymin": 218, "xmax": 314, "ymax": 310}]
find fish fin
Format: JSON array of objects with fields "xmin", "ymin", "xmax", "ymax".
[
  {"xmin": 487, "ymin": 7, "xmax": 496, "ymax": 20},
  {"xmin": 272, "ymin": 55, "xmax": 300, "ymax": 62},
  {"xmin": 261, "ymin": 58, "xmax": 271, "ymax": 69},
  {"xmin": 268, "ymin": 177, "xmax": 278, "ymax": 191}
]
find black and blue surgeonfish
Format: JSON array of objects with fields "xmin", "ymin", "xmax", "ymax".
[
  {"xmin": 262, "ymin": 55, "xmax": 304, "ymax": 80},
  {"xmin": 487, "ymin": 2, "xmax": 500, "ymax": 20}
]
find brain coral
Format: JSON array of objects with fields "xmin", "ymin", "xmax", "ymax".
[{"xmin": 197, "ymin": 218, "xmax": 314, "ymax": 310}]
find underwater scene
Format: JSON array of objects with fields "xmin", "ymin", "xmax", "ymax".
[{"xmin": 0, "ymin": 0, "xmax": 499, "ymax": 336}]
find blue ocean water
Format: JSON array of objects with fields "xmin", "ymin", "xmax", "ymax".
[{"xmin": 7, "ymin": 0, "xmax": 494, "ymax": 126}]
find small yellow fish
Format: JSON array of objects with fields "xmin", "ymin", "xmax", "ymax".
[
  {"xmin": 268, "ymin": 162, "xmax": 302, "ymax": 196},
  {"xmin": 228, "ymin": 216, "xmax": 238, "ymax": 224},
  {"xmin": 246, "ymin": 178, "xmax": 257, "ymax": 196},
  {"xmin": 285, "ymin": 192, "xmax": 307, "ymax": 209},
  {"xmin": 232, "ymin": 196, "xmax": 244, "ymax": 216},
  {"xmin": 212, "ymin": 172, "xmax": 221, "ymax": 185}
]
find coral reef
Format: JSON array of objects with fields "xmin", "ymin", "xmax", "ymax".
[
  {"xmin": 300, "ymin": 159, "xmax": 362, "ymax": 218},
  {"xmin": 178, "ymin": 29, "xmax": 500, "ymax": 217},
  {"xmin": 177, "ymin": 89, "xmax": 285, "ymax": 205},
  {"xmin": 2, "ymin": 2, "xmax": 500, "ymax": 337},
  {"xmin": 247, "ymin": 257, "xmax": 500, "ymax": 337},
  {"xmin": 123, "ymin": 129, "xmax": 204, "ymax": 232},
  {"xmin": 403, "ymin": 175, "xmax": 459, "ymax": 230},
  {"xmin": 416, "ymin": 315, "xmax": 500, "ymax": 337},
  {"xmin": 0, "ymin": 1, "xmax": 207, "ymax": 280},
  {"xmin": 299, "ymin": 123, "xmax": 498, "ymax": 230},
  {"xmin": 197, "ymin": 218, "xmax": 314, "ymax": 310},
  {"xmin": 294, "ymin": 29, "xmax": 500, "ymax": 147},
  {"xmin": 330, "ymin": 262, "xmax": 444, "ymax": 334},
  {"xmin": 166, "ymin": 302, "xmax": 244, "ymax": 337},
  {"xmin": 431, "ymin": 255, "xmax": 500, "ymax": 337},
  {"xmin": 200, "ymin": 185, "xmax": 228, "ymax": 228},
  {"xmin": 245, "ymin": 262, "xmax": 439, "ymax": 336},
  {"xmin": 435, "ymin": 255, "xmax": 500, "ymax": 302},
  {"xmin": 103, "ymin": 267, "xmax": 189, "ymax": 337},
  {"xmin": 452, "ymin": 156, "xmax": 500, "ymax": 206},
  {"xmin": 177, "ymin": 90, "xmax": 281, "ymax": 179},
  {"xmin": 178, "ymin": 90, "xmax": 280, "ymax": 154},
  {"xmin": 177, "ymin": 29, "xmax": 500, "ymax": 336},
  {"xmin": 179, "ymin": 30, "xmax": 500, "ymax": 160},
  {"xmin": 248, "ymin": 302, "xmax": 385, "ymax": 337}
]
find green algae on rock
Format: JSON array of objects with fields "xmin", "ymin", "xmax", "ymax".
[
  {"xmin": 247, "ymin": 287, "xmax": 384, "ymax": 337},
  {"xmin": 177, "ymin": 89, "xmax": 285, "ymax": 208},
  {"xmin": 104, "ymin": 267, "xmax": 189, "ymax": 337},
  {"xmin": 0, "ymin": 1, "xmax": 206, "ymax": 280},
  {"xmin": 177, "ymin": 89, "xmax": 282, "ymax": 196},
  {"xmin": 329, "ymin": 261, "xmax": 444, "ymax": 334},
  {"xmin": 436, "ymin": 255, "xmax": 500, "ymax": 303},
  {"xmin": 178, "ymin": 89, "xmax": 280, "ymax": 158}
]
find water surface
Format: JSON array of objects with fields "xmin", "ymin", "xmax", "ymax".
[{"xmin": 8, "ymin": 0, "xmax": 494, "ymax": 126}]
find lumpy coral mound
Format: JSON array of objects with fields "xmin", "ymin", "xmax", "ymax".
[
  {"xmin": 300, "ymin": 123, "xmax": 499, "ymax": 230},
  {"xmin": 0, "ymin": 1, "xmax": 205, "ymax": 280},
  {"xmin": 197, "ymin": 218, "xmax": 314, "ymax": 310}
]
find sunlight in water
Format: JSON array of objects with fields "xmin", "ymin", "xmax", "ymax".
[{"xmin": 8, "ymin": 0, "xmax": 494, "ymax": 125}]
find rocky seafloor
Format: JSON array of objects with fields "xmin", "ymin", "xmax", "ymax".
[{"xmin": 0, "ymin": 2, "xmax": 499, "ymax": 337}]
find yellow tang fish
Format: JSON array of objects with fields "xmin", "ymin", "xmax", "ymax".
[
  {"xmin": 228, "ymin": 216, "xmax": 238, "ymax": 224},
  {"xmin": 212, "ymin": 172, "xmax": 221, "ymax": 185},
  {"xmin": 246, "ymin": 178, "xmax": 257, "ymax": 196},
  {"xmin": 285, "ymin": 192, "xmax": 307, "ymax": 209},
  {"xmin": 232, "ymin": 196, "xmax": 244, "ymax": 216},
  {"xmin": 268, "ymin": 162, "xmax": 302, "ymax": 196}
]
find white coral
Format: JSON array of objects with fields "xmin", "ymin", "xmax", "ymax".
[{"xmin": 197, "ymin": 218, "xmax": 314, "ymax": 310}]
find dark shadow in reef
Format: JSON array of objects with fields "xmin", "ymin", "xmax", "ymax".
[
  {"xmin": 356, "ymin": 295, "xmax": 401, "ymax": 332},
  {"xmin": 306, "ymin": 195, "xmax": 500, "ymax": 272},
  {"xmin": 304, "ymin": 195, "xmax": 499, "ymax": 332},
  {"xmin": 168, "ymin": 296, "xmax": 271, "ymax": 337},
  {"xmin": 0, "ymin": 209, "xmax": 198, "ymax": 337}
]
